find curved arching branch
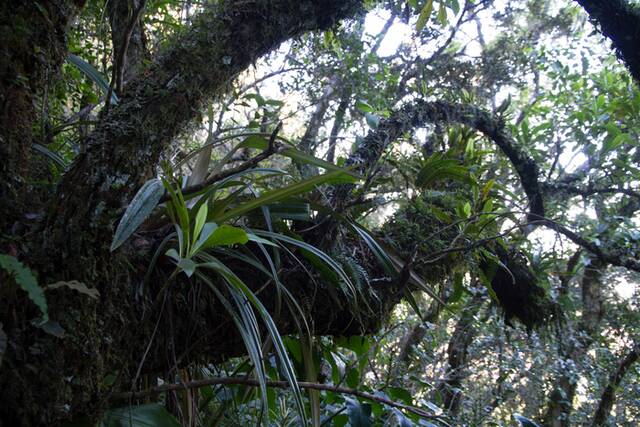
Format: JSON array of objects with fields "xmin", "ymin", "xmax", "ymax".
[
  {"xmin": 334, "ymin": 100, "xmax": 545, "ymax": 221},
  {"xmin": 46, "ymin": 0, "xmax": 364, "ymax": 267}
]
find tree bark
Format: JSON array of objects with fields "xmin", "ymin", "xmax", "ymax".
[
  {"xmin": 107, "ymin": 0, "xmax": 149, "ymax": 94},
  {"xmin": 297, "ymin": 74, "xmax": 341, "ymax": 177},
  {"xmin": 0, "ymin": 0, "xmax": 84, "ymax": 232},
  {"xmin": 326, "ymin": 87, "xmax": 350, "ymax": 163}
]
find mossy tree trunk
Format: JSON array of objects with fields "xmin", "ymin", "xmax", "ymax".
[
  {"xmin": 1, "ymin": 2, "xmax": 366, "ymax": 425},
  {"xmin": 0, "ymin": 0, "xmax": 84, "ymax": 231}
]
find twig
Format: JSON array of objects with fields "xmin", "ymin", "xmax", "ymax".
[
  {"xmin": 161, "ymin": 122, "xmax": 283, "ymax": 202},
  {"xmin": 112, "ymin": 376, "xmax": 448, "ymax": 422}
]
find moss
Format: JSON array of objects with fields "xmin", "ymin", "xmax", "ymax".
[
  {"xmin": 480, "ymin": 242, "xmax": 555, "ymax": 331},
  {"xmin": 381, "ymin": 191, "xmax": 462, "ymax": 284}
]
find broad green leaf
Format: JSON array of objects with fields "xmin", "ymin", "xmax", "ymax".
[
  {"xmin": 214, "ymin": 170, "xmax": 357, "ymax": 223},
  {"xmin": 481, "ymin": 179, "xmax": 495, "ymax": 200},
  {"xmin": 602, "ymin": 133, "xmax": 630, "ymax": 155},
  {"xmin": 463, "ymin": 201, "xmax": 472, "ymax": 217},
  {"xmin": 99, "ymin": 403, "xmax": 180, "ymax": 427},
  {"xmin": 356, "ymin": 101, "xmax": 374, "ymax": 113},
  {"xmin": 193, "ymin": 203, "xmax": 208, "ymax": 243},
  {"xmin": 386, "ymin": 387, "xmax": 413, "ymax": 405},
  {"xmin": 67, "ymin": 54, "xmax": 118, "ymax": 105},
  {"xmin": 416, "ymin": 156, "xmax": 474, "ymax": 188},
  {"xmin": 449, "ymin": 0, "xmax": 460, "ymax": 14},
  {"xmin": 416, "ymin": 0, "xmax": 434, "ymax": 32},
  {"xmin": 364, "ymin": 112, "xmax": 379, "ymax": 129},
  {"xmin": 177, "ymin": 257, "xmax": 197, "ymax": 277},
  {"xmin": 191, "ymin": 222, "xmax": 218, "ymax": 254},
  {"xmin": 437, "ymin": 2, "xmax": 448, "ymax": 25},
  {"xmin": 111, "ymin": 179, "xmax": 164, "ymax": 251},
  {"xmin": 0, "ymin": 254, "xmax": 48, "ymax": 321},
  {"xmin": 199, "ymin": 224, "xmax": 249, "ymax": 249}
]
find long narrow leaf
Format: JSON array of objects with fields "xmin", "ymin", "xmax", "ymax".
[
  {"xmin": 200, "ymin": 259, "xmax": 307, "ymax": 425},
  {"xmin": 111, "ymin": 178, "xmax": 164, "ymax": 251},
  {"xmin": 67, "ymin": 54, "xmax": 118, "ymax": 105},
  {"xmin": 253, "ymin": 231, "xmax": 356, "ymax": 299},
  {"xmin": 241, "ymin": 135, "xmax": 358, "ymax": 176},
  {"xmin": 32, "ymin": 143, "xmax": 67, "ymax": 168},
  {"xmin": 214, "ymin": 170, "xmax": 357, "ymax": 223}
]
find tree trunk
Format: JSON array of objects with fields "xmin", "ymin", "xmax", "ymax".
[
  {"xmin": 107, "ymin": 0, "xmax": 149, "ymax": 94},
  {"xmin": 0, "ymin": 0, "xmax": 83, "ymax": 232},
  {"xmin": 591, "ymin": 342, "xmax": 640, "ymax": 426},
  {"xmin": 543, "ymin": 258, "xmax": 604, "ymax": 427},
  {"xmin": 0, "ymin": 2, "xmax": 365, "ymax": 425},
  {"xmin": 436, "ymin": 293, "xmax": 484, "ymax": 416}
]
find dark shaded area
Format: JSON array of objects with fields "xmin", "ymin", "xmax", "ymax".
[
  {"xmin": 576, "ymin": 0, "xmax": 640, "ymax": 83},
  {"xmin": 480, "ymin": 242, "xmax": 552, "ymax": 331}
]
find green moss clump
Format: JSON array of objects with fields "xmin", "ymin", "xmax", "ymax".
[{"xmin": 381, "ymin": 192, "xmax": 462, "ymax": 284}]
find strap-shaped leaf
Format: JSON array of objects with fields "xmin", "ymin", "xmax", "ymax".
[
  {"xmin": 111, "ymin": 179, "xmax": 164, "ymax": 251},
  {"xmin": 67, "ymin": 54, "xmax": 119, "ymax": 105},
  {"xmin": 214, "ymin": 170, "xmax": 356, "ymax": 223},
  {"xmin": 241, "ymin": 135, "xmax": 359, "ymax": 176}
]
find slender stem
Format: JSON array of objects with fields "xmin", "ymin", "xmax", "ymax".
[{"xmin": 113, "ymin": 376, "xmax": 449, "ymax": 423}]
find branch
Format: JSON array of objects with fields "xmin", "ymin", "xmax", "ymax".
[
  {"xmin": 575, "ymin": 0, "xmax": 640, "ymax": 83},
  {"xmin": 113, "ymin": 376, "xmax": 447, "ymax": 422},
  {"xmin": 47, "ymin": 0, "xmax": 364, "ymax": 262},
  {"xmin": 165, "ymin": 122, "xmax": 283, "ymax": 201},
  {"xmin": 105, "ymin": 0, "xmax": 148, "ymax": 108},
  {"xmin": 591, "ymin": 341, "xmax": 640, "ymax": 427},
  {"xmin": 333, "ymin": 100, "xmax": 545, "ymax": 222},
  {"xmin": 543, "ymin": 182, "xmax": 640, "ymax": 200},
  {"xmin": 536, "ymin": 217, "xmax": 640, "ymax": 273}
]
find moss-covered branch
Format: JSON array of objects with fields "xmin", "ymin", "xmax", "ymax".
[
  {"xmin": 47, "ymin": 0, "xmax": 364, "ymax": 267},
  {"xmin": 333, "ymin": 100, "xmax": 545, "ymax": 221}
]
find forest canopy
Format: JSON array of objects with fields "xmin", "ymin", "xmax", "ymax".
[{"xmin": 1, "ymin": 0, "xmax": 640, "ymax": 426}]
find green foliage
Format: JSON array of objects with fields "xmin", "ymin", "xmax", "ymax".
[
  {"xmin": 111, "ymin": 179, "xmax": 165, "ymax": 251},
  {"xmin": 67, "ymin": 54, "xmax": 118, "ymax": 105},
  {"xmin": 0, "ymin": 254, "xmax": 48, "ymax": 322},
  {"xmin": 99, "ymin": 403, "xmax": 180, "ymax": 427},
  {"xmin": 19, "ymin": 0, "xmax": 640, "ymax": 425}
]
